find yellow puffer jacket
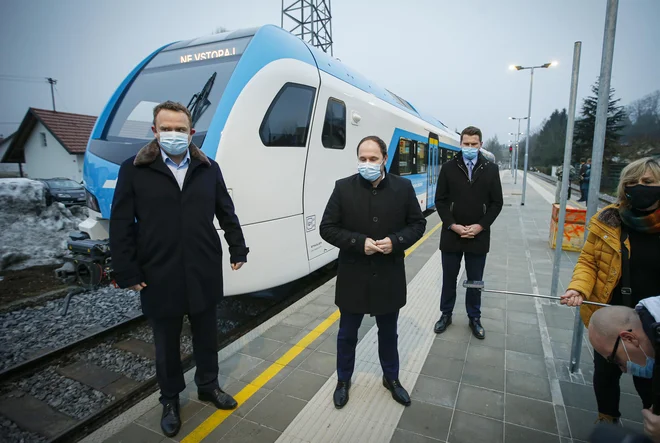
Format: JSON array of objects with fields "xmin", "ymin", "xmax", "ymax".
[{"xmin": 567, "ymin": 204, "xmax": 630, "ymax": 327}]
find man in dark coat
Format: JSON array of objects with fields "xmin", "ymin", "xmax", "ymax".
[
  {"xmin": 433, "ymin": 126, "xmax": 503, "ymax": 339},
  {"xmin": 110, "ymin": 101, "xmax": 249, "ymax": 437},
  {"xmin": 320, "ymin": 135, "xmax": 426, "ymax": 409}
]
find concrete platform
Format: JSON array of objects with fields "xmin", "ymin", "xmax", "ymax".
[{"xmin": 81, "ymin": 171, "xmax": 645, "ymax": 443}]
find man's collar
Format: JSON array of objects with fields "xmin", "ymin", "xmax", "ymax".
[{"xmin": 160, "ymin": 147, "xmax": 191, "ymax": 166}]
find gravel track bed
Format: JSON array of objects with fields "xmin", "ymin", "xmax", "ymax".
[
  {"xmin": 77, "ymin": 343, "xmax": 155, "ymax": 382},
  {"xmin": 16, "ymin": 367, "xmax": 113, "ymax": 420},
  {"xmin": 128, "ymin": 323, "xmax": 194, "ymax": 356},
  {"xmin": 0, "ymin": 287, "xmax": 140, "ymax": 371},
  {"xmin": 0, "ymin": 418, "xmax": 46, "ymax": 443}
]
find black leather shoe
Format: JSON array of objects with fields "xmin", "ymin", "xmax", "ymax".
[
  {"xmin": 383, "ymin": 377, "xmax": 411, "ymax": 406},
  {"xmin": 434, "ymin": 314, "xmax": 452, "ymax": 333},
  {"xmin": 469, "ymin": 317, "xmax": 485, "ymax": 339},
  {"xmin": 198, "ymin": 388, "xmax": 238, "ymax": 410},
  {"xmin": 333, "ymin": 380, "xmax": 350, "ymax": 409},
  {"xmin": 160, "ymin": 400, "xmax": 181, "ymax": 437}
]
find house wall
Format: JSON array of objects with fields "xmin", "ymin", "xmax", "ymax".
[{"xmin": 23, "ymin": 122, "xmax": 83, "ymax": 181}]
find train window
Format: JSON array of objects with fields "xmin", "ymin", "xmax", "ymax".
[
  {"xmin": 398, "ymin": 139, "xmax": 414, "ymax": 176},
  {"xmin": 107, "ymin": 57, "xmax": 240, "ymax": 141},
  {"xmin": 417, "ymin": 142, "xmax": 427, "ymax": 174},
  {"xmin": 260, "ymin": 83, "xmax": 316, "ymax": 147},
  {"xmin": 321, "ymin": 98, "xmax": 346, "ymax": 149}
]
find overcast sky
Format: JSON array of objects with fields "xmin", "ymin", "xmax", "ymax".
[{"xmin": 1, "ymin": 0, "xmax": 658, "ymax": 146}]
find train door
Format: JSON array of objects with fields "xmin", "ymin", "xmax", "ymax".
[
  {"xmin": 303, "ymin": 75, "xmax": 356, "ymax": 267},
  {"xmin": 427, "ymin": 133, "xmax": 439, "ymax": 208}
]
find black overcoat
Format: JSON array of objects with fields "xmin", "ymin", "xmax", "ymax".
[
  {"xmin": 434, "ymin": 152, "xmax": 503, "ymax": 255},
  {"xmin": 319, "ymin": 173, "xmax": 426, "ymax": 315},
  {"xmin": 109, "ymin": 140, "xmax": 249, "ymax": 318}
]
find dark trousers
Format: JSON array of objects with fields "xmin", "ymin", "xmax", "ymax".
[
  {"xmin": 336, "ymin": 310, "xmax": 399, "ymax": 382},
  {"xmin": 440, "ymin": 251, "xmax": 487, "ymax": 319},
  {"xmin": 593, "ymin": 351, "xmax": 652, "ymax": 417},
  {"xmin": 580, "ymin": 183, "xmax": 589, "ymax": 201},
  {"xmin": 150, "ymin": 307, "xmax": 219, "ymax": 403}
]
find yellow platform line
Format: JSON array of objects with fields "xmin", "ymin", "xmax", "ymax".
[{"xmin": 182, "ymin": 220, "xmax": 442, "ymax": 443}]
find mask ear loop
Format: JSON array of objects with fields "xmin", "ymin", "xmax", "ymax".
[{"xmin": 621, "ymin": 339, "xmax": 632, "ymax": 363}]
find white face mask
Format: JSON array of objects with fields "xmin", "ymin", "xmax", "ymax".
[{"xmin": 158, "ymin": 131, "xmax": 190, "ymax": 156}]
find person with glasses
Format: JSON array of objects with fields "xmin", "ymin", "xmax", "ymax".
[
  {"xmin": 560, "ymin": 157, "xmax": 660, "ymax": 425},
  {"xmin": 587, "ymin": 300, "xmax": 660, "ymax": 441}
]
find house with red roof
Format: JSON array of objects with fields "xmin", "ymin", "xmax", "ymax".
[{"xmin": 1, "ymin": 108, "xmax": 96, "ymax": 181}]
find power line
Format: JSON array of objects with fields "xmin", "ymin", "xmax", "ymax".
[
  {"xmin": 0, "ymin": 74, "xmax": 47, "ymax": 83},
  {"xmin": 0, "ymin": 73, "xmax": 46, "ymax": 80},
  {"xmin": 0, "ymin": 76, "xmax": 45, "ymax": 84}
]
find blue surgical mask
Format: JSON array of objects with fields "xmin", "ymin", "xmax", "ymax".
[
  {"xmin": 358, "ymin": 162, "xmax": 383, "ymax": 182},
  {"xmin": 461, "ymin": 147, "xmax": 479, "ymax": 161},
  {"xmin": 622, "ymin": 341, "xmax": 655, "ymax": 379},
  {"xmin": 159, "ymin": 131, "xmax": 190, "ymax": 156}
]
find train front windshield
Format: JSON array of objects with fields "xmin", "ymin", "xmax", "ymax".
[{"xmin": 106, "ymin": 37, "xmax": 250, "ymax": 143}]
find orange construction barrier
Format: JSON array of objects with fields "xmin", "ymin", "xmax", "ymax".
[{"xmin": 549, "ymin": 203, "xmax": 586, "ymax": 252}]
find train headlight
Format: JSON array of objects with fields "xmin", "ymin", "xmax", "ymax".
[{"xmin": 85, "ymin": 189, "xmax": 101, "ymax": 212}]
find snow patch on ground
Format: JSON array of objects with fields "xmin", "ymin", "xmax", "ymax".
[{"xmin": 0, "ymin": 178, "xmax": 88, "ymax": 271}]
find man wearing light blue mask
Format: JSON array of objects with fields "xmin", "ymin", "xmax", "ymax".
[
  {"xmin": 434, "ymin": 126, "xmax": 503, "ymax": 340},
  {"xmin": 588, "ymin": 299, "xmax": 659, "ymax": 430},
  {"xmin": 320, "ymin": 135, "xmax": 426, "ymax": 409},
  {"xmin": 110, "ymin": 101, "xmax": 248, "ymax": 437}
]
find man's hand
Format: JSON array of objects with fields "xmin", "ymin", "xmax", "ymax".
[
  {"xmin": 375, "ymin": 238, "xmax": 393, "ymax": 255},
  {"xmin": 365, "ymin": 238, "xmax": 384, "ymax": 255},
  {"xmin": 465, "ymin": 224, "xmax": 483, "ymax": 237},
  {"xmin": 451, "ymin": 224, "xmax": 468, "ymax": 236},
  {"xmin": 129, "ymin": 282, "xmax": 147, "ymax": 292},
  {"xmin": 231, "ymin": 262, "xmax": 244, "ymax": 271},
  {"xmin": 560, "ymin": 289, "xmax": 584, "ymax": 306},
  {"xmin": 642, "ymin": 408, "xmax": 660, "ymax": 442}
]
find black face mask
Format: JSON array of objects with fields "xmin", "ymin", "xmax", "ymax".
[{"xmin": 625, "ymin": 184, "xmax": 660, "ymax": 210}]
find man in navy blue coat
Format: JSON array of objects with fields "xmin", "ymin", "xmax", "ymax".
[{"xmin": 110, "ymin": 101, "xmax": 249, "ymax": 437}]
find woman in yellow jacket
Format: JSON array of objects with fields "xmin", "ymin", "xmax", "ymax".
[{"xmin": 561, "ymin": 157, "xmax": 660, "ymax": 424}]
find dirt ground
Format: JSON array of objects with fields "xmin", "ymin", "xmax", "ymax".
[{"xmin": 0, "ymin": 265, "xmax": 68, "ymax": 306}]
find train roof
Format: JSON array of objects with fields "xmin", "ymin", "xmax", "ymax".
[{"xmin": 161, "ymin": 25, "xmax": 457, "ymax": 143}]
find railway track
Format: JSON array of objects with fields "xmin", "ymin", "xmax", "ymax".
[
  {"xmin": 0, "ymin": 265, "xmax": 336, "ymax": 443},
  {"xmin": 530, "ymin": 171, "xmax": 616, "ymax": 205}
]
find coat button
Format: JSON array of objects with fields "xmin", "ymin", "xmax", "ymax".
[
  {"xmin": 373, "ymin": 217, "xmax": 378, "ymax": 222},
  {"xmin": 399, "ymin": 236, "xmax": 404, "ymax": 241},
  {"xmin": 351, "ymin": 238, "xmax": 356, "ymax": 244},
  {"xmin": 372, "ymin": 190, "xmax": 377, "ymax": 195}
]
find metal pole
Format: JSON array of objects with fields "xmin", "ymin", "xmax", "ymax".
[
  {"xmin": 510, "ymin": 144, "xmax": 513, "ymax": 175},
  {"xmin": 47, "ymin": 77, "xmax": 57, "ymax": 111},
  {"xmin": 550, "ymin": 42, "xmax": 582, "ymax": 371},
  {"xmin": 281, "ymin": 0, "xmax": 284, "ymax": 28},
  {"xmin": 569, "ymin": 0, "xmax": 619, "ymax": 374},
  {"xmin": 551, "ymin": 43, "xmax": 581, "ymax": 298},
  {"xmin": 521, "ymin": 69, "xmax": 534, "ymax": 205},
  {"xmin": 517, "ymin": 119, "xmax": 522, "ymax": 182},
  {"xmin": 328, "ymin": 0, "xmax": 333, "ymax": 56}
]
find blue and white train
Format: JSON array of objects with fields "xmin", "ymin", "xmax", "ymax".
[{"xmin": 80, "ymin": 25, "xmax": 462, "ymax": 296}]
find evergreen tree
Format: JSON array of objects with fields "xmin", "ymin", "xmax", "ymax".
[
  {"xmin": 573, "ymin": 80, "xmax": 626, "ymax": 162},
  {"xmin": 530, "ymin": 109, "xmax": 568, "ymax": 168}
]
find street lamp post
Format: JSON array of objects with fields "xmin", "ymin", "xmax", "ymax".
[
  {"xmin": 509, "ymin": 117, "xmax": 528, "ymax": 183},
  {"xmin": 509, "ymin": 62, "xmax": 558, "ymax": 205}
]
